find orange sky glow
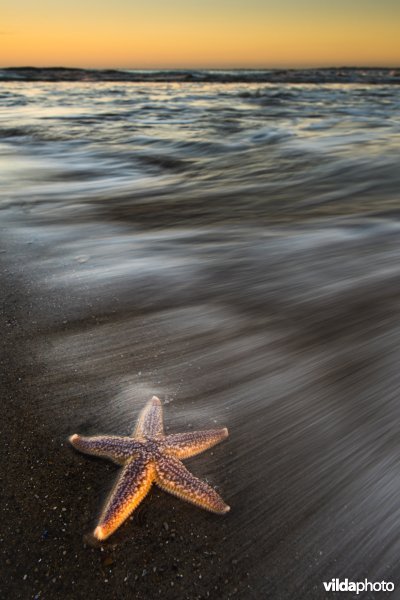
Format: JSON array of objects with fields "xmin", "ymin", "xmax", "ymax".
[{"xmin": 1, "ymin": 0, "xmax": 399, "ymax": 68}]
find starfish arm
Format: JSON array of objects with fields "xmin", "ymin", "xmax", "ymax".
[
  {"xmin": 69, "ymin": 434, "xmax": 141, "ymax": 465},
  {"xmin": 162, "ymin": 428, "xmax": 229, "ymax": 459},
  {"xmin": 133, "ymin": 396, "xmax": 164, "ymax": 439},
  {"xmin": 94, "ymin": 456, "xmax": 154, "ymax": 540},
  {"xmin": 154, "ymin": 455, "xmax": 230, "ymax": 514}
]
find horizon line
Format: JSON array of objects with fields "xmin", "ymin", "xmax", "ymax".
[{"xmin": 2, "ymin": 64, "xmax": 400, "ymax": 71}]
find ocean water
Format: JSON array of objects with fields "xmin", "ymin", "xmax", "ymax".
[{"xmin": 2, "ymin": 78, "xmax": 400, "ymax": 598}]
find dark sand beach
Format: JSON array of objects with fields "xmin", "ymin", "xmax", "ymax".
[
  {"xmin": 2, "ymin": 75, "xmax": 400, "ymax": 599},
  {"xmin": 0, "ymin": 232, "xmax": 239, "ymax": 600}
]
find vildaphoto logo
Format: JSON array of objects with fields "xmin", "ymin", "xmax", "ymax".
[{"xmin": 323, "ymin": 579, "xmax": 394, "ymax": 594}]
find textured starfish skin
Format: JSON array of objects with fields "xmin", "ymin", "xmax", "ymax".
[{"xmin": 69, "ymin": 396, "xmax": 229, "ymax": 540}]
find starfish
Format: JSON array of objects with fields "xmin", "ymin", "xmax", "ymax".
[{"xmin": 69, "ymin": 396, "xmax": 229, "ymax": 540}]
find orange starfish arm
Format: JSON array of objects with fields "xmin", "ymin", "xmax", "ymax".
[
  {"xmin": 69, "ymin": 434, "xmax": 141, "ymax": 465},
  {"xmin": 155, "ymin": 455, "xmax": 230, "ymax": 514},
  {"xmin": 94, "ymin": 457, "xmax": 155, "ymax": 540},
  {"xmin": 133, "ymin": 396, "xmax": 163, "ymax": 439},
  {"xmin": 162, "ymin": 428, "xmax": 228, "ymax": 459}
]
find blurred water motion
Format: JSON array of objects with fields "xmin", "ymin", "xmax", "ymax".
[{"xmin": 2, "ymin": 80, "xmax": 400, "ymax": 598}]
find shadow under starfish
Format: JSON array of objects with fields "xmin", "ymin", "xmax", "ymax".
[{"xmin": 69, "ymin": 396, "xmax": 230, "ymax": 540}]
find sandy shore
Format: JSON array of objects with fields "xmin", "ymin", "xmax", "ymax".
[
  {"xmin": 2, "ymin": 215, "xmax": 400, "ymax": 600},
  {"xmin": 0, "ymin": 233, "xmax": 245, "ymax": 600}
]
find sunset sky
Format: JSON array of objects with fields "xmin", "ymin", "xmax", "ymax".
[{"xmin": 1, "ymin": 0, "xmax": 399, "ymax": 68}]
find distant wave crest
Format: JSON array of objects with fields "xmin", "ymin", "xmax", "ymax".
[{"xmin": 1, "ymin": 66, "xmax": 400, "ymax": 84}]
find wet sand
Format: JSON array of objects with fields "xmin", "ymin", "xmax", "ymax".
[
  {"xmin": 0, "ymin": 236, "xmax": 239, "ymax": 600},
  {"xmin": 2, "ymin": 216, "xmax": 400, "ymax": 600}
]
